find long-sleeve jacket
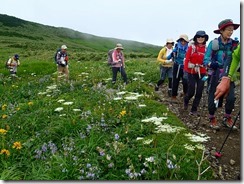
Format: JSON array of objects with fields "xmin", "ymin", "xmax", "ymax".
[
  {"xmin": 228, "ymin": 44, "xmax": 240, "ymax": 81},
  {"xmin": 157, "ymin": 47, "xmax": 173, "ymax": 67},
  {"xmin": 112, "ymin": 50, "xmax": 124, "ymax": 68},
  {"xmin": 168, "ymin": 42, "xmax": 188, "ymax": 65},
  {"xmin": 184, "ymin": 44, "xmax": 206, "ymax": 74},
  {"xmin": 203, "ymin": 36, "xmax": 239, "ymax": 77}
]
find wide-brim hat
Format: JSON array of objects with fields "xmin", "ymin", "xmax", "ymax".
[
  {"xmin": 115, "ymin": 43, "xmax": 124, "ymax": 50},
  {"xmin": 177, "ymin": 34, "xmax": 189, "ymax": 42},
  {"xmin": 166, "ymin": 38, "xmax": 174, "ymax": 44},
  {"xmin": 214, "ymin": 19, "xmax": 240, "ymax": 34},
  {"xmin": 193, "ymin": 30, "xmax": 209, "ymax": 42},
  {"xmin": 61, "ymin": 45, "xmax": 67, "ymax": 50}
]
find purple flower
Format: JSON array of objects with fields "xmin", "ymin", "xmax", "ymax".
[{"xmin": 114, "ymin": 133, "xmax": 119, "ymax": 140}]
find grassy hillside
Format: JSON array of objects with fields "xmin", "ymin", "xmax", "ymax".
[
  {"xmin": 0, "ymin": 14, "xmax": 161, "ymax": 62},
  {"xmin": 0, "ymin": 14, "xmax": 214, "ymax": 180}
]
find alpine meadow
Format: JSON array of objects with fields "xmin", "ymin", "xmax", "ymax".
[{"xmin": 0, "ymin": 14, "xmax": 214, "ymax": 180}]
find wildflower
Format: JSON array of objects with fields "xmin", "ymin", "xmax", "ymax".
[
  {"xmin": 54, "ymin": 107, "xmax": 63, "ymax": 112},
  {"xmin": 138, "ymin": 104, "xmax": 146, "ymax": 107},
  {"xmin": 116, "ymin": 91, "xmax": 127, "ymax": 95},
  {"xmin": 2, "ymin": 104, "xmax": 7, "ymax": 111},
  {"xmin": 184, "ymin": 144, "xmax": 195, "ymax": 151},
  {"xmin": 0, "ymin": 149, "xmax": 10, "ymax": 156},
  {"xmin": 167, "ymin": 159, "xmax": 179, "ymax": 169},
  {"xmin": 184, "ymin": 133, "xmax": 210, "ymax": 143},
  {"xmin": 113, "ymin": 97, "xmax": 122, "ymax": 101},
  {"xmin": 0, "ymin": 128, "xmax": 7, "ymax": 135},
  {"xmin": 114, "ymin": 134, "xmax": 120, "ymax": 140},
  {"xmin": 28, "ymin": 101, "xmax": 33, "ymax": 106},
  {"xmin": 12, "ymin": 142, "xmax": 22, "ymax": 150},
  {"xmin": 106, "ymin": 154, "xmax": 111, "ymax": 160},
  {"xmin": 145, "ymin": 156, "xmax": 155, "ymax": 163},
  {"xmin": 16, "ymin": 107, "xmax": 20, "ymax": 111},
  {"xmin": 73, "ymin": 109, "xmax": 81, "ymax": 112},
  {"xmin": 143, "ymin": 139, "xmax": 153, "ymax": 145},
  {"xmin": 57, "ymin": 99, "xmax": 65, "ymax": 103},
  {"xmin": 63, "ymin": 102, "xmax": 73, "ymax": 105},
  {"xmin": 120, "ymin": 110, "xmax": 126, "ymax": 117},
  {"xmin": 2, "ymin": 114, "xmax": 8, "ymax": 119},
  {"xmin": 136, "ymin": 137, "xmax": 144, "ymax": 141},
  {"xmin": 108, "ymin": 162, "xmax": 114, "ymax": 168},
  {"xmin": 134, "ymin": 72, "xmax": 145, "ymax": 75}
]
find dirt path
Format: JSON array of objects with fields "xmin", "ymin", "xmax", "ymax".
[{"xmin": 155, "ymin": 83, "xmax": 240, "ymax": 180}]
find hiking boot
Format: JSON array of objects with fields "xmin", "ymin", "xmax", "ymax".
[
  {"xmin": 209, "ymin": 117, "xmax": 220, "ymax": 130},
  {"xmin": 155, "ymin": 85, "xmax": 159, "ymax": 91},
  {"xmin": 222, "ymin": 116, "xmax": 237, "ymax": 130},
  {"xmin": 171, "ymin": 96, "xmax": 179, "ymax": 103},
  {"xmin": 189, "ymin": 111, "xmax": 199, "ymax": 116}
]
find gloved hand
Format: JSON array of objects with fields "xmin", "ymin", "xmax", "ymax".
[
  {"xmin": 214, "ymin": 76, "xmax": 230, "ymax": 100},
  {"xmin": 209, "ymin": 62, "xmax": 219, "ymax": 70},
  {"xmin": 118, "ymin": 59, "xmax": 122, "ymax": 63},
  {"xmin": 165, "ymin": 60, "xmax": 172, "ymax": 64}
]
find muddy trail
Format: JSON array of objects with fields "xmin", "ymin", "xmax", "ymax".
[{"xmin": 155, "ymin": 82, "xmax": 240, "ymax": 180}]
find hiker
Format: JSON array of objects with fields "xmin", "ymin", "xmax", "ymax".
[
  {"xmin": 203, "ymin": 19, "xmax": 239, "ymax": 130},
  {"xmin": 6, "ymin": 54, "xmax": 20, "ymax": 77},
  {"xmin": 183, "ymin": 31, "xmax": 208, "ymax": 115},
  {"xmin": 155, "ymin": 38, "xmax": 174, "ymax": 96},
  {"xmin": 110, "ymin": 43, "xmax": 128, "ymax": 84},
  {"xmin": 167, "ymin": 34, "xmax": 189, "ymax": 102},
  {"xmin": 56, "ymin": 45, "xmax": 69, "ymax": 82},
  {"xmin": 215, "ymin": 44, "xmax": 240, "ymax": 100}
]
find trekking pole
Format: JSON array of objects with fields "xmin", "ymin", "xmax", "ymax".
[
  {"xmin": 215, "ymin": 111, "xmax": 240, "ymax": 158},
  {"xmin": 176, "ymin": 64, "xmax": 180, "ymax": 79}
]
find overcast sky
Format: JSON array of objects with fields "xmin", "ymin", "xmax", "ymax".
[{"xmin": 0, "ymin": 0, "xmax": 241, "ymax": 46}]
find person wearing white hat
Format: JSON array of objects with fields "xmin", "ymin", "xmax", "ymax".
[
  {"xmin": 110, "ymin": 43, "xmax": 128, "ymax": 84},
  {"xmin": 155, "ymin": 38, "xmax": 174, "ymax": 97},
  {"xmin": 167, "ymin": 34, "xmax": 189, "ymax": 102},
  {"xmin": 6, "ymin": 54, "xmax": 20, "ymax": 77},
  {"xmin": 56, "ymin": 44, "xmax": 69, "ymax": 82}
]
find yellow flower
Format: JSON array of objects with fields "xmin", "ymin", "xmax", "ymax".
[
  {"xmin": 120, "ymin": 110, "xmax": 126, "ymax": 116},
  {"xmin": 2, "ymin": 114, "xmax": 8, "ymax": 119},
  {"xmin": 2, "ymin": 104, "xmax": 7, "ymax": 111},
  {"xmin": 12, "ymin": 142, "xmax": 22, "ymax": 150},
  {"xmin": 0, "ymin": 128, "xmax": 7, "ymax": 135},
  {"xmin": 0, "ymin": 149, "xmax": 10, "ymax": 156},
  {"xmin": 16, "ymin": 107, "xmax": 20, "ymax": 111},
  {"xmin": 28, "ymin": 102, "xmax": 33, "ymax": 106}
]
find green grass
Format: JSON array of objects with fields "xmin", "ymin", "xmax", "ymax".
[
  {"xmin": 0, "ymin": 13, "xmax": 214, "ymax": 180},
  {"xmin": 0, "ymin": 59, "xmax": 214, "ymax": 180}
]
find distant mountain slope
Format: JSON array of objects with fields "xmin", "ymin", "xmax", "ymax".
[{"xmin": 0, "ymin": 14, "xmax": 161, "ymax": 61}]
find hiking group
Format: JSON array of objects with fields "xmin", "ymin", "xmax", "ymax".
[
  {"xmin": 155, "ymin": 19, "xmax": 240, "ymax": 130},
  {"xmin": 5, "ymin": 19, "xmax": 240, "ymax": 131}
]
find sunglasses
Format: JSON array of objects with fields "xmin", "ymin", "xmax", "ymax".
[{"xmin": 196, "ymin": 35, "xmax": 205, "ymax": 38}]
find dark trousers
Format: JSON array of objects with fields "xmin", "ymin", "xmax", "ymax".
[
  {"xmin": 184, "ymin": 73, "xmax": 205, "ymax": 112},
  {"xmin": 172, "ymin": 63, "xmax": 188, "ymax": 96},
  {"xmin": 208, "ymin": 70, "xmax": 235, "ymax": 115},
  {"xmin": 112, "ymin": 67, "xmax": 127, "ymax": 83}
]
